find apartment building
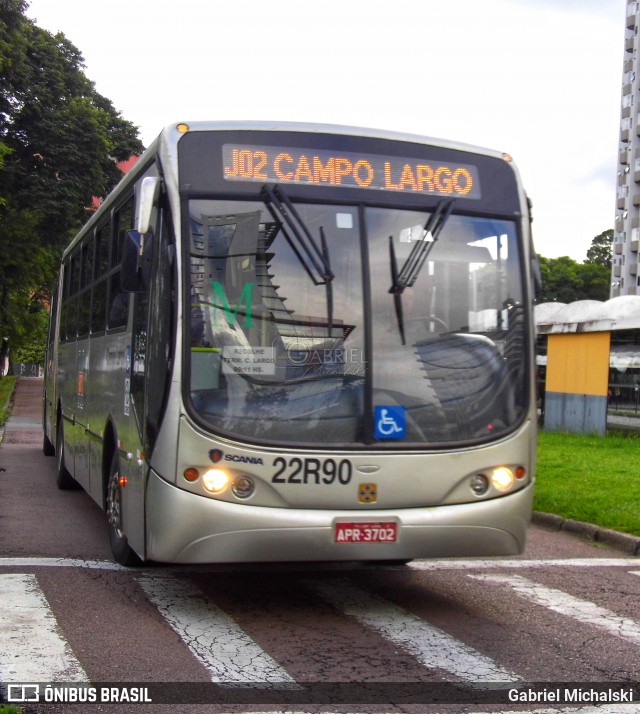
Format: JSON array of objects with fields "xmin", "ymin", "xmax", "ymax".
[{"xmin": 613, "ymin": 0, "xmax": 640, "ymax": 296}]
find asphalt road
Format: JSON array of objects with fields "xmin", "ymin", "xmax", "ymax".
[{"xmin": 1, "ymin": 379, "xmax": 640, "ymax": 714}]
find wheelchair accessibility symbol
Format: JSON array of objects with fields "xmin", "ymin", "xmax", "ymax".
[{"xmin": 374, "ymin": 406, "xmax": 406, "ymax": 439}]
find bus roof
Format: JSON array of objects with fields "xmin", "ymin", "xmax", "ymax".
[{"xmin": 160, "ymin": 120, "xmax": 510, "ymax": 162}]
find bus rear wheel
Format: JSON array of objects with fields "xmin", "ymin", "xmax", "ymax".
[
  {"xmin": 43, "ymin": 433, "xmax": 55, "ymax": 457},
  {"xmin": 106, "ymin": 452, "xmax": 143, "ymax": 567}
]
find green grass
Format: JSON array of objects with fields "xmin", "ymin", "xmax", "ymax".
[
  {"xmin": 535, "ymin": 430, "xmax": 640, "ymax": 537},
  {"xmin": 0, "ymin": 375, "xmax": 17, "ymax": 428},
  {"xmin": 0, "ymin": 706, "xmax": 22, "ymax": 714}
]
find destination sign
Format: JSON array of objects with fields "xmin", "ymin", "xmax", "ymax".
[{"xmin": 222, "ymin": 144, "xmax": 481, "ymax": 198}]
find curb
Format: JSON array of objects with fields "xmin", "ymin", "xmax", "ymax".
[{"xmin": 532, "ymin": 511, "xmax": 640, "ymax": 556}]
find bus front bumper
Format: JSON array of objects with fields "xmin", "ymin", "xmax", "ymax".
[{"xmin": 145, "ymin": 470, "xmax": 534, "ymax": 564}]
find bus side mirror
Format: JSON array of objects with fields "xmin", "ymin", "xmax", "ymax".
[
  {"xmin": 124, "ymin": 175, "xmax": 160, "ymax": 292},
  {"xmin": 122, "ymin": 230, "xmax": 145, "ymax": 292}
]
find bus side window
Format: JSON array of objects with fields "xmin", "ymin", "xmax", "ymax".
[
  {"xmin": 112, "ymin": 197, "xmax": 134, "ymax": 267},
  {"xmin": 65, "ymin": 250, "xmax": 81, "ymax": 339},
  {"xmin": 95, "ymin": 222, "xmax": 110, "ymax": 278},
  {"xmin": 60, "ymin": 261, "xmax": 70, "ymax": 341},
  {"xmin": 91, "ymin": 279, "xmax": 108, "ymax": 334},
  {"xmin": 91, "ymin": 222, "xmax": 110, "ymax": 334},
  {"xmin": 107, "ymin": 198, "xmax": 134, "ymax": 330},
  {"xmin": 77, "ymin": 237, "xmax": 94, "ymax": 338},
  {"xmin": 108, "ymin": 271, "xmax": 129, "ymax": 330}
]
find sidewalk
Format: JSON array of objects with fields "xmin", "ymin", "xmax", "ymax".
[
  {"xmin": 2, "ymin": 378, "xmax": 640, "ymax": 554},
  {"xmin": 0, "ymin": 377, "xmax": 43, "ymax": 446}
]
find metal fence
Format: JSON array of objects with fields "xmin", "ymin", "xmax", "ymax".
[{"xmin": 12, "ymin": 363, "xmax": 44, "ymax": 378}]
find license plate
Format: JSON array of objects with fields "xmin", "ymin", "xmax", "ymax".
[{"xmin": 335, "ymin": 521, "xmax": 397, "ymax": 543}]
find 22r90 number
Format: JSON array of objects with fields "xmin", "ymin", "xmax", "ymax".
[{"xmin": 272, "ymin": 457, "xmax": 352, "ymax": 485}]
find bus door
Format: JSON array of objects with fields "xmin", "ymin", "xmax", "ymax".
[{"xmin": 126, "ymin": 177, "xmax": 172, "ymax": 556}]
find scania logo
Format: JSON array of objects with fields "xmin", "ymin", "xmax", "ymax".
[
  {"xmin": 209, "ymin": 449, "xmax": 224, "ymax": 463},
  {"xmin": 225, "ymin": 454, "xmax": 264, "ymax": 465},
  {"xmin": 209, "ymin": 449, "xmax": 263, "ymax": 465}
]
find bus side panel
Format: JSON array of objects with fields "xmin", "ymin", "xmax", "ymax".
[
  {"xmin": 57, "ymin": 340, "xmax": 77, "ymax": 473},
  {"xmin": 86, "ymin": 333, "xmax": 107, "ymax": 507},
  {"xmin": 72, "ymin": 342, "xmax": 91, "ymax": 491}
]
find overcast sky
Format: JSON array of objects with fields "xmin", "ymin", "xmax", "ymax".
[{"xmin": 25, "ymin": 0, "xmax": 626, "ymax": 261}]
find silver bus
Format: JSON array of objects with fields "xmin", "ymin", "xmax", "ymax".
[{"xmin": 43, "ymin": 121, "xmax": 537, "ymax": 566}]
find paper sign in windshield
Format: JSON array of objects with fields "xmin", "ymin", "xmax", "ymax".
[{"xmin": 221, "ymin": 346, "xmax": 276, "ymax": 376}]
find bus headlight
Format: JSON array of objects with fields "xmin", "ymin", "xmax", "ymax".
[
  {"xmin": 491, "ymin": 467, "xmax": 515, "ymax": 492},
  {"xmin": 202, "ymin": 468, "xmax": 229, "ymax": 493}
]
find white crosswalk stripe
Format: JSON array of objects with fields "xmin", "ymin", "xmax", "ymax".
[
  {"xmin": 137, "ymin": 575, "xmax": 300, "ymax": 687},
  {"xmin": 305, "ymin": 578, "xmax": 519, "ymax": 683},
  {"xmin": 0, "ymin": 573, "xmax": 87, "ymax": 683},
  {"xmin": 470, "ymin": 573, "xmax": 640, "ymax": 645}
]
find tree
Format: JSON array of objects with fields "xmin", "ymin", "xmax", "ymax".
[
  {"xmin": 1, "ymin": 14, "xmax": 143, "ymax": 246},
  {"xmin": 585, "ymin": 228, "xmax": 613, "ymax": 269},
  {"xmin": 537, "ymin": 256, "xmax": 582, "ymax": 303},
  {"xmin": 577, "ymin": 260, "xmax": 611, "ymax": 302},
  {"xmin": 536, "ymin": 244, "xmax": 612, "ymax": 305},
  {"xmin": 0, "ymin": 205, "xmax": 55, "ymax": 364},
  {"xmin": 0, "ymin": 3, "xmax": 144, "ymax": 367}
]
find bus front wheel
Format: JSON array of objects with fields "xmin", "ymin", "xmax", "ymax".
[{"xmin": 106, "ymin": 452, "xmax": 143, "ymax": 567}]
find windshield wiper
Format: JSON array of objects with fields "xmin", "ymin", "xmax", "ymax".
[
  {"xmin": 262, "ymin": 185, "xmax": 335, "ymax": 331},
  {"xmin": 388, "ymin": 235, "xmax": 406, "ymax": 345},
  {"xmin": 388, "ymin": 198, "xmax": 455, "ymax": 345}
]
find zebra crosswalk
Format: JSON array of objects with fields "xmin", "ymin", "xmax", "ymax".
[{"xmin": 1, "ymin": 559, "xmax": 639, "ymax": 713}]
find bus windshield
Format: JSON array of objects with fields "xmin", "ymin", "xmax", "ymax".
[{"xmin": 187, "ymin": 198, "xmax": 526, "ymax": 447}]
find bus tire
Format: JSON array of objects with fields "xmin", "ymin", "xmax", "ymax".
[
  {"xmin": 55, "ymin": 421, "xmax": 78, "ymax": 490},
  {"xmin": 107, "ymin": 452, "xmax": 143, "ymax": 567},
  {"xmin": 43, "ymin": 432, "xmax": 55, "ymax": 457}
]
